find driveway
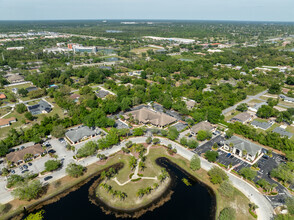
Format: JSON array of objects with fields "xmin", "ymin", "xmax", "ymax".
[{"xmin": 222, "ymin": 90, "xmax": 268, "ymax": 115}]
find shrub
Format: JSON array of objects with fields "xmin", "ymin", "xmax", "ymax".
[
  {"xmin": 208, "ymin": 167, "xmax": 228, "ymax": 184},
  {"xmin": 190, "ymin": 155, "xmax": 201, "ymax": 171},
  {"xmin": 219, "ymin": 207, "xmax": 236, "ymax": 220}
]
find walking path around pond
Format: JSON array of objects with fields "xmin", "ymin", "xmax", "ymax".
[
  {"xmin": 113, "ymin": 144, "xmax": 157, "ymax": 186},
  {"xmin": 0, "ymin": 136, "xmax": 274, "ymax": 220}
]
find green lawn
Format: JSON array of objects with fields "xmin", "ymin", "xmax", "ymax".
[{"xmin": 224, "ymin": 110, "xmax": 241, "ymax": 121}]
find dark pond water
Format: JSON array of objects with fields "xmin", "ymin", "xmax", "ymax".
[{"xmin": 25, "ymin": 158, "xmax": 215, "ymax": 220}]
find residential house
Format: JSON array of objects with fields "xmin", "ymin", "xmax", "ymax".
[
  {"xmin": 185, "ymin": 100, "xmax": 196, "ymax": 110},
  {"xmin": 190, "ymin": 121, "xmax": 214, "ymax": 135},
  {"xmin": 273, "ymin": 127, "xmax": 293, "ymax": 138},
  {"xmin": 279, "ymin": 94, "xmax": 294, "ymax": 103},
  {"xmin": 26, "ymin": 86, "xmax": 38, "ymax": 93},
  {"xmin": 0, "ymin": 93, "xmax": 6, "ymax": 100},
  {"xmin": 28, "ymin": 100, "xmax": 52, "ymax": 115},
  {"xmin": 96, "ymin": 90, "xmax": 110, "ymax": 99},
  {"xmin": 6, "ymin": 74, "xmax": 25, "ymax": 84},
  {"xmin": 251, "ymin": 120, "xmax": 273, "ymax": 130},
  {"xmin": 65, "ymin": 126, "xmax": 98, "ymax": 145},
  {"xmin": 124, "ymin": 107, "xmax": 177, "ymax": 128},
  {"xmin": 230, "ymin": 112, "xmax": 252, "ymax": 124},
  {"xmin": 0, "ymin": 117, "xmax": 16, "ymax": 128},
  {"xmin": 69, "ymin": 94, "xmax": 81, "ymax": 103},
  {"xmin": 248, "ymin": 102, "xmax": 267, "ymax": 113},
  {"xmin": 6, "ymin": 144, "xmax": 44, "ymax": 164},
  {"xmin": 224, "ymin": 136, "xmax": 262, "ymax": 162}
]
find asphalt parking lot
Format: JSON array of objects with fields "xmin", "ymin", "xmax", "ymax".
[
  {"xmin": 193, "ymin": 135, "xmax": 225, "ymax": 155},
  {"xmin": 217, "ymin": 150, "xmax": 246, "ymax": 168},
  {"xmin": 171, "ymin": 122, "xmax": 188, "ymax": 132}
]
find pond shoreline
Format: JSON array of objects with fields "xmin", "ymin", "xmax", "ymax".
[{"xmin": 9, "ymin": 157, "xmax": 216, "ymax": 220}]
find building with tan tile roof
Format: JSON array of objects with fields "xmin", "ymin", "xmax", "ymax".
[
  {"xmin": 6, "ymin": 144, "xmax": 44, "ymax": 164},
  {"xmin": 124, "ymin": 107, "xmax": 177, "ymax": 128}
]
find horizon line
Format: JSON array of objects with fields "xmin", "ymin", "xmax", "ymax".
[{"xmin": 0, "ymin": 18, "xmax": 293, "ymax": 23}]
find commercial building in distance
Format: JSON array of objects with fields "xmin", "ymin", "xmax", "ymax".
[
  {"xmin": 73, "ymin": 45, "xmax": 97, "ymax": 53},
  {"xmin": 144, "ymin": 36, "xmax": 195, "ymax": 44}
]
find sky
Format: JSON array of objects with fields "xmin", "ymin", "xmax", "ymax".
[{"xmin": 0, "ymin": 0, "xmax": 294, "ymax": 22}]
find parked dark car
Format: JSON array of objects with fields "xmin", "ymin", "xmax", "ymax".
[
  {"xmin": 28, "ymin": 162, "xmax": 32, "ymax": 166},
  {"xmin": 23, "ymin": 165, "xmax": 28, "ymax": 169},
  {"xmin": 262, "ymin": 155, "xmax": 269, "ymax": 159},
  {"xmin": 44, "ymin": 176, "xmax": 53, "ymax": 181},
  {"xmin": 21, "ymin": 170, "xmax": 29, "ymax": 174},
  {"xmin": 48, "ymin": 149, "xmax": 56, "ymax": 154}
]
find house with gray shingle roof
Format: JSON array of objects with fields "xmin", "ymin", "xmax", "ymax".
[
  {"xmin": 65, "ymin": 126, "xmax": 98, "ymax": 145},
  {"xmin": 272, "ymin": 127, "xmax": 293, "ymax": 138},
  {"xmin": 251, "ymin": 120, "xmax": 273, "ymax": 130},
  {"xmin": 224, "ymin": 136, "xmax": 262, "ymax": 162},
  {"xmin": 27, "ymin": 100, "xmax": 52, "ymax": 115},
  {"xmin": 96, "ymin": 90, "xmax": 109, "ymax": 99}
]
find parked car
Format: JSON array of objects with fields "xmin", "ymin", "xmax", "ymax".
[
  {"xmin": 48, "ymin": 149, "xmax": 56, "ymax": 154},
  {"xmin": 10, "ymin": 170, "xmax": 15, "ymax": 174},
  {"xmin": 21, "ymin": 170, "xmax": 29, "ymax": 174},
  {"xmin": 262, "ymin": 155, "xmax": 269, "ymax": 159},
  {"xmin": 44, "ymin": 176, "xmax": 53, "ymax": 181},
  {"xmin": 226, "ymin": 153, "xmax": 231, "ymax": 158},
  {"xmin": 28, "ymin": 162, "xmax": 32, "ymax": 166},
  {"xmin": 23, "ymin": 165, "xmax": 28, "ymax": 169},
  {"xmin": 20, "ymin": 146, "xmax": 25, "ymax": 150},
  {"xmin": 19, "ymin": 166, "xmax": 23, "ymax": 170}
]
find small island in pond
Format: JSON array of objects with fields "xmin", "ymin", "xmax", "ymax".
[{"xmin": 95, "ymin": 141, "xmax": 171, "ymax": 210}]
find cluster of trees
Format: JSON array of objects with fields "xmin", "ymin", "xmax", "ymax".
[
  {"xmin": 66, "ymin": 163, "xmax": 86, "ymax": 178},
  {"xmin": 99, "ymin": 183, "xmax": 127, "ymax": 201},
  {"xmin": 76, "ymin": 141, "xmax": 98, "ymax": 158},
  {"xmin": 239, "ymin": 167, "xmax": 257, "ymax": 181},
  {"xmin": 137, "ymin": 183, "xmax": 159, "ymax": 198},
  {"xmin": 205, "ymin": 151, "xmax": 219, "ymax": 162},
  {"xmin": 180, "ymin": 137, "xmax": 199, "ymax": 149},
  {"xmin": 100, "ymin": 167, "xmax": 117, "ymax": 180},
  {"xmin": 256, "ymin": 178, "xmax": 277, "ymax": 193},
  {"xmin": 158, "ymin": 169, "xmax": 169, "ymax": 182},
  {"xmin": 12, "ymin": 180, "xmax": 43, "ymax": 201},
  {"xmin": 197, "ymin": 130, "xmax": 212, "ymax": 141},
  {"xmin": 44, "ymin": 160, "xmax": 62, "ymax": 172},
  {"xmin": 271, "ymin": 162, "xmax": 294, "ymax": 185},
  {"xmin": 228, "ymin": 122, "xmax": 294, "ymax": 153}
]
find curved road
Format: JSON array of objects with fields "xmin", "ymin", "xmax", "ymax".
[
  {"xmin": 0, "ymin": 136, "xmax": 274, "ymax": 219},
  {"xmin": 125, "ymin": 137, "xmax": 274, "ymax": 220}
]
